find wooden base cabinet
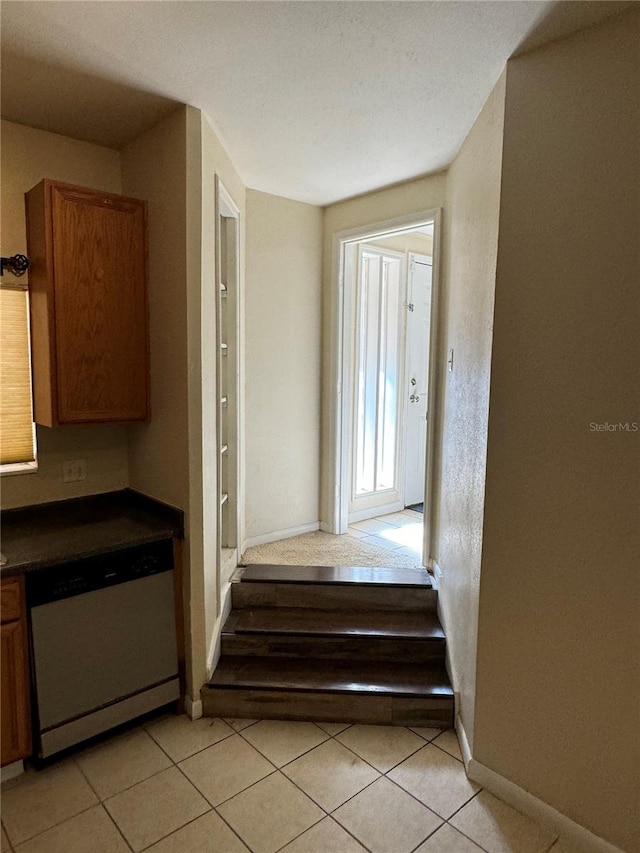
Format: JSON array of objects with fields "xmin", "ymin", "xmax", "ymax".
[
  {"xmin": 1, "ymin": 577, "xmax": 31, "ymax": 766},
  {"xmin": 25, "ymin": 179, "xmax": 149, "ymax": 426}
]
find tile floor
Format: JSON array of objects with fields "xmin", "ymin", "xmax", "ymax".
[
  {"xmin": 1, "ymin": 714, "xmax": 580, "ymax": 853},
  {"xmin": 347, "ymin": 509, "xmax": 425, "ymax": 561}
]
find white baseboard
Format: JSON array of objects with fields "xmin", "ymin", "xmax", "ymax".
[
  {"xmin": 430, "ymin": 562, "xmax": 442, "ymax": 592},
  {"xmin": 457, "ymin": 718, "xmax": 624, "ymax": 853},
  {"xmin": 184, "ymin": 697, "xmax": 202, "ymax": 721},
  {"xmin": 348, "ymin": 500, "xmax": 403, "ymax": 523},
  {"xmin": 244, "ymin": 522, "xmax": 320, "ymax": 549}
]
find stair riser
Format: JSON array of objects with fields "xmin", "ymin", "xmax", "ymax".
[
  {"xmin": 221, "ymin": 633, "xmax": 446, "ymax": 663},
  {"xmin": 202, "ymin": 687, "xmax": 453, "ymax": 728},
  {"xmin": 232, "ymin": 582, "xmax": 437, "ymax": 612}
]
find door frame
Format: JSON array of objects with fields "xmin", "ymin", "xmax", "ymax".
[{"xmin": 326, "ymin": 208, "xmax": 442, "ymax": 568}]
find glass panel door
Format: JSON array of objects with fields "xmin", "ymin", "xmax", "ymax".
[{"xmin": 351, "ymin": 246, "xmax": 404, "ymax": 515}]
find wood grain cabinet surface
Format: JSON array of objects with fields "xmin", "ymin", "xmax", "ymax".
[
  {"xmin": 1, "ymin": 578, "xmax": 31, "ymax": 766},
  {"xmin": 25, "ymin": 179, "xmax": 150, "ymax": 426}
]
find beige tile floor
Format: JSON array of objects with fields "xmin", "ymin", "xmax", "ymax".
[
  {"xmin": 1, "ymin": 714, "xmax": 580, "ymax": 853},
  {"xmin": 347, "ymin": 509, "xmax": 425, "ymax": 561}
]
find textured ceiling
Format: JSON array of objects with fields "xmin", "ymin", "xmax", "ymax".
[{"xmin": 0, "ymin": 1, "xmax": 628, "ymax": 205}]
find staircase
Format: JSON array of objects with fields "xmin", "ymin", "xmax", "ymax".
[{"xmin": 202, "ymin": 564, "xmax": 454, "ymax": 728}]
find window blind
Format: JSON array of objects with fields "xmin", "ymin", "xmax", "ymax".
[{"xmin": 0, "ymin": 285, "xmax": 35, "ymax": 465}]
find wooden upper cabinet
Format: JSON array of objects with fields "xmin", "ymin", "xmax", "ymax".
[{"xmin": 25, "ymin": 180, "xmax": 150, "ymax": 426}]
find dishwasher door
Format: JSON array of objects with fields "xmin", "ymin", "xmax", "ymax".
[{"xmin": 31, "ymin": 570, "xmax": 179, "ymax": 757}]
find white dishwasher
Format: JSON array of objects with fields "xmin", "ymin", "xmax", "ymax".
[{"xmin": 27, "ymin": 539, "xmax": 180, "ymax": 759}]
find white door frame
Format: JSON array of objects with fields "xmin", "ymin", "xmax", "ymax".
[{"xmin": 326, "ymin": 208, "xmax": 442, "ymax": 567}]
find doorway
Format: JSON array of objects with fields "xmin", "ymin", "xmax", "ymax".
[{"xmin": 326, "ymin": 209, "xmax": 441, "ymax": 568}]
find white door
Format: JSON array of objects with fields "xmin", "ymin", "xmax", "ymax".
[
  {"xmin": 349, "ymin": 245, "xmax": 406, "ymax": 520},
  {"xmin": 403, "ymin": 253, "xmax": 432, "ymax": 507}
]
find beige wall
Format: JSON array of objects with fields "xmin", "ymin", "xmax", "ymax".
[
  {"xmin": 121, "ymin": 109, "xmax": 190, "ymax": 511},
  {"xmin": 475, "ymin": 13, "xmax": 639, "ymax": 851},
  {"xmin": 321, "ymin": 172, "xmax": 447, "ymax": 524},
  {"xmin": 1, "ymin": 120, "xmax": 129, "ymax": 508},
  {"xmin": 245, "ymin": 190, "xmax": 323, "ymax": 541},
  {"xmin": 437, "ymin": 73, "xmax": 506, "ymax": 749},
  {"xmin": 324, "ymin": 173, "xmax": 446, "ymax": 237}
]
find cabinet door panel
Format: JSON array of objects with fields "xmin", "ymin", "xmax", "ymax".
[
  {"xmin": 52, "ymin": 186, "xmax": 149, "ymax": 422},
  {"xmin": 1, "ymin": 619, "xmax": 30, "ymax": 766},
  {"xmin": 0, "ymin": 581, "xmax": 21, "ymax": 623}
]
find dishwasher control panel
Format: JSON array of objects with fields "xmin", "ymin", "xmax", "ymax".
[{"xmin": 27, "ymin": 539, "xmax": 174, "ymax": 606}]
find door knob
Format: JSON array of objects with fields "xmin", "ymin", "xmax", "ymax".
[{"xmin": 410, "ymin": 394, "xmax": 420, "ymax": 403}]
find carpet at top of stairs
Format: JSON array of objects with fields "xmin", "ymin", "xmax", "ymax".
[{"xmin": 242, "ymin": 530, "xmax": 423, "ymax": 569}]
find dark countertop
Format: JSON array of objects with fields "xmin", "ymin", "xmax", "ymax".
[{"xmin": 1, "ymin": 489, "xmax": 184, "ymax": 577}]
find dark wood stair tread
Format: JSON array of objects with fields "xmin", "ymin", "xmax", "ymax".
[
  {"xmin": 209, "ymin": 656, "xmax": 453, "ymax": 698},
  {"xmin": 238, "ymin": 564, "xmax": 432, "ymax": 588},
  {"xmin": 225, "ymin": 608, "xmax": 445, "ymax": 641}
]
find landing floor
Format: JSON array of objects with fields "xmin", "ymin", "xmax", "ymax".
[{"xmin": 242, "ymin": 510, "xmax": 426, "ymax": 570}]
